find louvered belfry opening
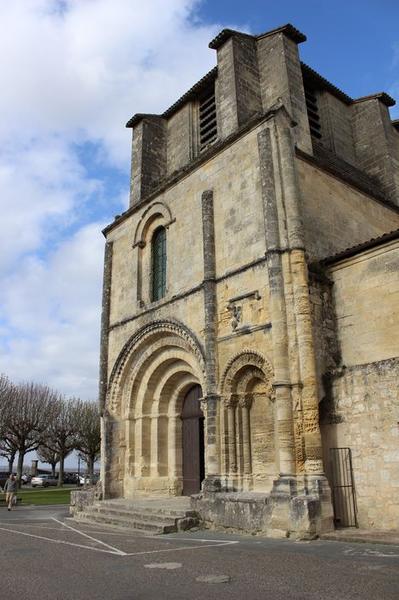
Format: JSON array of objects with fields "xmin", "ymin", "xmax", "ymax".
[
  {"xmin": 199, "ymin": 84, "xmax": 217, "ymax": 150},
  {"xmin": 304, "ymin": 85, "xmax": 322, "ymax": 139}
]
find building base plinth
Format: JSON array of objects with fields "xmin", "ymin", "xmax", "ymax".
[{"xmin": 191, "ymin": 476, "xmax": 334, "ymax": 539}]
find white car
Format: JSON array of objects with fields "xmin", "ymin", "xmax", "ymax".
[{"xmin": 31, "ymin": 474, "xmax": 58, "ymax": 487}]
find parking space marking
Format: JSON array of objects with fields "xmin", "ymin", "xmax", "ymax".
[
  {"xmin": 123, "ymin": 539, "xmax": 239, "ymax": 557},
  {"xmin": 0, "ymin": 525, "xmax": 122, "ymax": 555},
  {"xmin": 52, "ymin": 518, "xmax": 127, "ymax": 555},
  {"xmin": 0, "ymin": 518, "xmax": 239, "ymax": 558}
]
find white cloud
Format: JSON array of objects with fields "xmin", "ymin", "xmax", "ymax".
[
  {"xmin": 0, "ymin": 0, "xmax": 221, "ymax": 398},
  {"xmin": 0, "ymin": 0, "xmax": 218, "ymax": 164},
  {"xmin": 0, "ymin": 223, "xmax": 105, "ymax": 399}
]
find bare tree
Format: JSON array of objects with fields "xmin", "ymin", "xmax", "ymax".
[
  {"xmin": 42, "ymin": 396, "xmax": 79, "ymax": 487},
  {"xmin": 3, "ymin": 382, "xmax": 58, "ymax": 487},
  {"xmin": 37, "ymin": 445, "xmax": 60, "ymax": 478},
  {"xmin": 0, "ymin": 436, "xmax": 18, "ymax": 473},
  {"xmin": 75, "ymin": 400, "xmax": 100, "ymax": 483},
  {"xmin": 0, "ymin": 374, "xmax": 11, "ymax": 437},
  {"xmin": 0, "ymin": 375, "xmax": 18, "ymax": 473}
]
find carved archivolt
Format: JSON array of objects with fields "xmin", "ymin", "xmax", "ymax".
[
  {"xmin": 220, "ymin": 349, "xmax": 274, "ymax": 397},
  {"xmin": 106, "ymin": 319, "xmax": 206, "ymax": 415},
  {"xmin": 133, "ymin": 201, "xmax": 175, "ymax": 248}
]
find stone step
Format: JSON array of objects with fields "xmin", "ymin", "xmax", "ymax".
[
  {"xmin": 73, "ymin": 497, "xmax": 200, "ymax": 534},
  {"xmin": 85, "ymin": 505, "xmax": 179, "ymax": 526},
  {"xmin": 87, "ymin": 503, "xmax": 197, "ymax": 522},
  {"xmin": 97, "ymin": 501, "xmax": 196, "ymax": 518},
  {"xmin": 74, "ymin": 511, "xmax": 174, "ymax": 534}
]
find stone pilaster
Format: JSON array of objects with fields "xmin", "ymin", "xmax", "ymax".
[
  {"xmin": 276, "ymin": 121, "xmax": 324, "ymax": 476},
  {"xmin": 201, "ymin": 190, "xmax": 221, "ymax": 492},
  {"xmin": 99, "ymin": 241, "xmax": 113, "ymax": 414}
]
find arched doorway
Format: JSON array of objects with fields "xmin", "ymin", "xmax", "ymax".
[{"xmin": 181, "ymin": 385, "xmax": 204, "ymax": 495}]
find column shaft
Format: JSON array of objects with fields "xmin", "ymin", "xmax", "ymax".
[
  {"xmin": 201, "ymin": 190, "xmax": 221, "ymax": 486},
  {"xmin": 241, "ymin": 403, "xmax": 252, "ymax": 476}
]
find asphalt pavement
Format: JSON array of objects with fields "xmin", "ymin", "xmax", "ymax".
[{"xmin": 0, "ymin": 505, "xmax": 398, "ymax": 600}]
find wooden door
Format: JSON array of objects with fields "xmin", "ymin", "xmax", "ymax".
[{"xmin": 182, "ymin": 385, "xmax": 204, "ymax": 496}]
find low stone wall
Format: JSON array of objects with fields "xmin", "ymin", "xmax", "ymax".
[
  {"xmin": 70, "ymin": 482, "xmax": 102, "ymax": 516},
  {"xmin": 192, "ymin": 480, "xmax": 333, "ymax": 539}
]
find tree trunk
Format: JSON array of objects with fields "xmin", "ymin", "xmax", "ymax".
[
  {"xmin": 58, "ymin": 455, "xmax": 64, "ymax": 487},
  {"xmin": 8, "ymin": 454, "xmax": 15, "ymax": 474},
  {"xmin": 88, "ymin": 456, "xmax": 94, "ymax": 484},
  {"xmin": 16, "ymin": 449, "xmax": 25, "ymax": 489},
  {"xmin": 51, "ymin": 463, "xmax": 56, "ymax": 478}
]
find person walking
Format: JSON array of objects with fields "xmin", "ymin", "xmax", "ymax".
[{"xmin": 4, "ymin": 474, "xmax": 17, "ymax": 511}]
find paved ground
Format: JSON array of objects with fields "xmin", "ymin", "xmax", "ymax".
[{"xmin": 1, "ymin": 506, "xmax": 399, "ymax": 600}]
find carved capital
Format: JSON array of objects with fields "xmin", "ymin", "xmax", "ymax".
[
  {"xmin": 224, "ymin": 394, "xmax": 238, "ymax": 409},
  {"xmin": 200, "ymin": 399, "xmax": 208, "ymax": 416},
  {"xmin": 239, "ymin": 394, "xmax": 253, "ymax": 409}
]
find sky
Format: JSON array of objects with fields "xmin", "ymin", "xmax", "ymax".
[{"xmin": 0, "ymin": 0, "xmax": 398, "ymax": 404}]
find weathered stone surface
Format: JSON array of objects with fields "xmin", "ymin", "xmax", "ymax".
[{"xmin": 96, "ymin": 24, "xmax": 399, "ymax": 537}]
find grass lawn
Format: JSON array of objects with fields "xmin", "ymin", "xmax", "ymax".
[{"xmin": 13, "ymin": 486, "xmax": 78, "ymax": 506}]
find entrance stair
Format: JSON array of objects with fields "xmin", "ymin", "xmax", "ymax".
[{"xmin": 73, "ymin": 497, "xmax": 200, "ymax": 534}]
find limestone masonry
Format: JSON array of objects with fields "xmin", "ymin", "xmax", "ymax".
[{"xmin": 97, "ymin": 24, "xmax": 399, "ymax": 537}]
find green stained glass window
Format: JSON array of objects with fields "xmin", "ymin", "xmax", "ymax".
[{"xmin": 151, "ymin": 227, "xmax": 167, "ymax": 301}]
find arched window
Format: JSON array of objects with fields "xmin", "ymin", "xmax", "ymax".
[{"xmin": 151, "ymin": 226, "xmax": 167, "ymax": 301}]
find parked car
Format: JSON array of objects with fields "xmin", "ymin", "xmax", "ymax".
[
  {"xmin": 21, "ymin": 474, "xmax": 31, "ymax": 484},
  {"xmin": 31, "ymin": 474, "xmax": 58, "ymax": 488},
  {"xmin": 63, "ymin": 473, "xmax": 78, "ymax": 484}
]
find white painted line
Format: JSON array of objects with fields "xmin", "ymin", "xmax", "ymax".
[
  {"xmin": 145, "ymin": 562, "xmax": 182, "ymax": 569},
  {"xmin": 51, "ymin": 518, "xmax": 126, "ymax": 556},
  {"xmin": 124, "ymin": 540, "xmax": 239, "ymax": 557},
  {"xmin": 0, "ymin": 524, "xmax": 73, "ymax": 532},
  {"xmin": 167, "ymin": 537, "xmax": 239, "ymax": 544},
  {"xmin": 0, "ymin": 525, "xmax": 121, "ymax": 555}
]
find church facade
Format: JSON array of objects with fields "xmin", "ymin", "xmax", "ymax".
[{"xmin": 99, "ymin": 24, "xmax": 399, "ymax": 537}]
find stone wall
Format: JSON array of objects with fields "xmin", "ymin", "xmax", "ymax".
[
  {"xmin": 321, "ymin": 359, "xmax": 399, "ymax": 530},
  {"xmin": 352, "ymin": 98, "xmax": 399, "ymax": 206},
  {"xmin": 319, "ymin": 240, "xmax": 399, "ymax": 530},
  {"xmin": 309, "ymin": 271, "xmax": 340, "ymax": 399},
  {"xmin": 297, "ymin": 158, "xmax": 399, "ymax": 261},
  {"xmin": 70, "ymin": 484, "xmax": 102, "ymax": 515},
  {"xmin": 107, "ymin": 123, "xmax": 267, "ymax": 354},
  {"xmin": 328, "ymin": 240, "xmax": 399, "ymax": 366},
  {"xmin": 257, "ymin": 32, "xmax": 311, "ymax": 152},
  {"xmin": 167, "ymin": 104, "xmax": 192, "ymax": 175},
  {"xmin": 317, "ymin": 91, "xmax": 356, "ymax": 166}
]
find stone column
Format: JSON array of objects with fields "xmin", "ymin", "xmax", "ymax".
[
  {"xmin": 126, "ymin": 417, "xmax": 136, "ymax": 477},
  {"xmin": 201, "ymin": 190, "xmax": 221, "ymax": 492},
  {"xmin": 134, "ymin": 417, "xmax": 144, "ymax": 476},
  {"xmin": 168, "ymin": 414, "xmax": 179, "ymax": 479},
  {"xmin": 150, "ymin": 416, "xmax": 159, "ymax": 478},
  {"xmin": 239, "ymin": 395, "xmax": 253, "ymax": 477},
  {"xmin": 257, "ymin": 127, "xmax": 296, "ymax": 477},
  {"xmin": 225, "ymin": 396, "xmax": 238, "ymax": 480}
]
